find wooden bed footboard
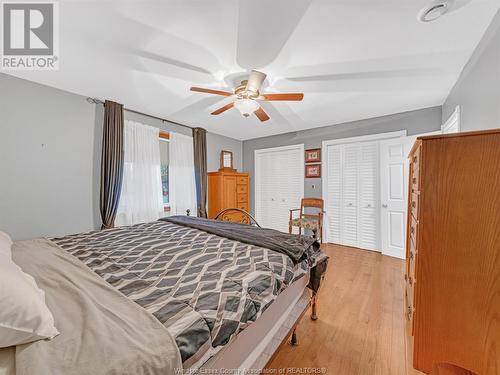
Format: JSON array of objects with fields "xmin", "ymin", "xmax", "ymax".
[{"xmin": 214, "ymin": 208, "xmax": 261, "ymax": 227}]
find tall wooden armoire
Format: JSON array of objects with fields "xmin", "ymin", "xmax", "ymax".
[
  {"xmin": 207, "ymin": 171, "xmax": 250, "ymax": 222},
  {"xmin": 405, "ymin": 129, "xmax": 500, "ymax": 374}
]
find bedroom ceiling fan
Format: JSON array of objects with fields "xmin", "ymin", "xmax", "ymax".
[{"xmin": 190, "ymin": 70, "xmax": 304, "ymax": 122}]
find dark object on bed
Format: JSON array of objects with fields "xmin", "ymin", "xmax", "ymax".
[
  {"xmin": 163, "ymin": 214, "xmax": 328, "ymax": 308},
  {"xmin": 163, "ymin": 215, "xmax": 318, "ymax": 265}
]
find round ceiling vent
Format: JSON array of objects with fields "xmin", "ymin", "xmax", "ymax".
[{"xmin": 417, "ymin": 1, "xmax": 450, "ymax": 22}]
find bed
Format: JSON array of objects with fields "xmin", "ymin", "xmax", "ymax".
[{"xmin": 0, "ymin": 212, "xmax": 328, "ymax": 374}]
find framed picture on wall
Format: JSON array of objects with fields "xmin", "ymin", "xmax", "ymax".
[
  {"xmin": 305, "ymin": 148, "xmax": 321, "ymax": 163},
  {"xmin": 305, "ymin": 164, "xmax": 321, "ymax": 178}
]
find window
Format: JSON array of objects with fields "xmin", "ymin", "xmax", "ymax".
[{"xmin": 159, "ymin": 131, "xmax": 170, "ymax": 214}]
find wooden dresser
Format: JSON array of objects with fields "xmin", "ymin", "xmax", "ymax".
[
  {"xmin": 208, "ymin": 171, "xmax": 250, "ymax": 222},
  {"xmin": 405, "ymin": 129, "xmax": 500, "ymax": 374}
]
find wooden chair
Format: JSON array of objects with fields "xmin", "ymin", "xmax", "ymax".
[{"xmin": 289, "ymin": 198, "xmax": 324, "ymax": 243}]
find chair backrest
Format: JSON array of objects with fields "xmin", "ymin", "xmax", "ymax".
[{"xmin": 300, "ymin": 198, "xmax": 324, "ymax": 216}]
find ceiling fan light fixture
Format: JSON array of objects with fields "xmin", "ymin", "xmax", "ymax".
[
  {"xmin": 234, "ymin": 99, "xmax": 259, "ymax": 117},
  {"xmin": 418, "ymin": 1, "xmax": 449, "ymax": 22}
]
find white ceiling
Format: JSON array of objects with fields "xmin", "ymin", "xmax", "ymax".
[{"xmin": 4, "ymin": 0, "xmax": 499, "ymax": 140}]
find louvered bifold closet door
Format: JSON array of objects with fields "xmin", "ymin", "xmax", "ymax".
[
  {"xmin": 326, "ymin": 145, "xmax": 342, "ymax": 244},
  {"xmin": 341, "ymin": 143, "xmax": 359, "ymax": 247},
  {"xmin": 358, "ymin": 141, "xmax": 379, "ymax": 250},
  {"xmin": 255, "ymin": 151, "xmax": 276, "ymax": 230},
  {"xmin": 255, "ymin": 146, "xmax": 304, "ymax": 233}
]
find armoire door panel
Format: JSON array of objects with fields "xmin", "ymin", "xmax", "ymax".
[{"xmin": 223, "ymin": 176, "xmax": 238, "ymax": 207}]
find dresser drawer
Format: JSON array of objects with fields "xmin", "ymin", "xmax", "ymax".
[
  {"xmin": 237, "ymin": 193, "xmax": 247, "ymax": 203},
  {"xmin": 411, "ymin": 192, "xmax": 419, "ymax": 221},
  {"xmin": 411, "ymin": 168, "xmax": 420, "ymax": 194},
  {"xmin": 405, "ymin": 280, "xmax": 415, "ymax": 324},
  {"xmin": 237, "ymin": 203, "xmax": 249, "ymax": 211},
  {"xmin": 411, "ymin": 145, "xmax": 421, "ymax": 171},
  {"xmin": 409, "ymin": 238, "xmax": 417, "ymax": 284},
  {"xmin": 219, "ymin": 212, "xmax": 247, "ymax": 224},
  {"xmin": 237, "ymin": 176, "xmax": 248, "ymax": 185},
  {"xmin": 236, "ymin": 185, "xmax": 247, "ymax": 194},
  {"xmin": 410, "ymin": 215, "xmax": 418, "ymax": 246}
]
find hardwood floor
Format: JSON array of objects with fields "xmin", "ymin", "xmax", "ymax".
[{"xmin": 266, "ymin": 244, "xmax": 412, "ymax": 375}]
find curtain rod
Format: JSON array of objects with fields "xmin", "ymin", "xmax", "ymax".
[{"xmin": 86, "ymin": 97, "xmax": 193, "ymax": 131}]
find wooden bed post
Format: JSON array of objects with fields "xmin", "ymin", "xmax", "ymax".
[
  {"xmin": 290, "ymin": 328, "xmax": 298, "ymax": 346},
  {"xmin": 311, "ymin": 293, "xmax": 318, "ymax": 321}
]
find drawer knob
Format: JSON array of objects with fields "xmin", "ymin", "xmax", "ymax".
[
  {"xmin": 412, "ymin": 201, "xmax": 416, "ymax": 208},
  {"xmin": 412, "ymin": 177, "xmax": 417, "ymax": 184}
]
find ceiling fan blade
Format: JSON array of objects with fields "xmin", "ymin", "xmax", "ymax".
[
  {"xmin": 254, "ymin": 107, "xmax": 270, "ymax": 122},
  {"xmin": 245, "ymin": 70, "xmax": 267, "ymax": 93},
  {"xmin": 190, "ymin": 87, "xmax": 233, "ymax": 97},
  {"xmin": 261, "ymin": 93, "xmax": 304, "ymax": 101},
  {"xmin": 211, "ymin": 102, "xmax": 234, "ymax": 115}
]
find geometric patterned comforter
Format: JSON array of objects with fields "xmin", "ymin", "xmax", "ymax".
[{"xmin": 51, "ymin": 219, "xmax": 326, "ymax": 369}]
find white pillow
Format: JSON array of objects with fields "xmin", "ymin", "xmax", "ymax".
[
  {"xmin": 0, "ymin": 256, "xmax": 59, "ymax": 347},
  {"xmin": 0, "ymin": 232, "xmax": 12, "ymax": 259}
]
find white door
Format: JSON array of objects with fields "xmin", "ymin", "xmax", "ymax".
[
  {"xmin": 255, "ymin": 144, "xmax": 304, "ymax": 233},
  {"xmin": 325, "ymin": 145, "xmax": 342, "ymax": 244},
  {"xmin": 324, "ymin": 141, "xmax": 379, "ymax": 251},
  {"xmin": 341, "ymin": 143, "xmax": 359, "ymax": 247},
  {"xmin": 379, "ymin": 137, "xmax": 414, "ymax": 259},
  {"xmin": 358, "ymin": 141, "xmax": 379, "ymax": 251}
]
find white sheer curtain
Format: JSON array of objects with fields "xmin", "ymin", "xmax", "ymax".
[
  {"xmin": 169, "ymin": 132, "xmax": 197, "ymax": 216},
  {"xmin": 115, "ymin": 120, "xmax": 163, "ymax": 226}
]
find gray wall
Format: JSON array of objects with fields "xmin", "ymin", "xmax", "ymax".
[
  {"xmin": 0, "ymin": 73, "xmax": 242, "ymax": 240},
  {"xmin": 442, "ymin": 10, "xmax": 500, "ymax": 131},
  {"xmin": 0, "ymin": 73, "xmax": 102, "ymax": 240},
  {"xmin": 243, "ymin": 106, "xmax": 442, "ymax": 214}
]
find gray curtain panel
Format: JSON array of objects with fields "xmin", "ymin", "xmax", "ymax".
[
  {"xmin": 192, "ymin": 127, "xmax": 208, "ymax": 218},
  {"xmin": 100, "ymin": 100, "xmax": 124, "ymax": 229}
]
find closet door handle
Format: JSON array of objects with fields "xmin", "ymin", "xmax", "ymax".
[{"xmin": 382, "ymin": 204, "xmax": 388, "ymax": 208}]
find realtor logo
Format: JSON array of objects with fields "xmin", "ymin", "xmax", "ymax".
[{"xmin": 1, "ymin": 2, "xmax": 59, "ymax": 70}]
